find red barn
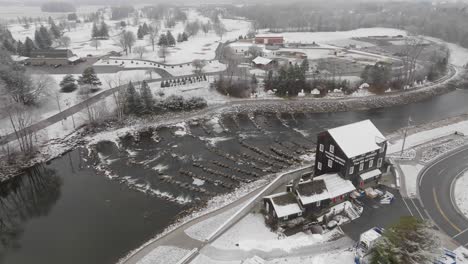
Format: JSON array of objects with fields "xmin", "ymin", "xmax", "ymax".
[{"xmin": 255, "ymin": 34, "xmax": 284, "ymax": 45}]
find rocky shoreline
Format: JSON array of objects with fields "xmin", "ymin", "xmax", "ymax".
[{"xmin": 0, "ymin": 66, "xmax": 462, "ymax": 182}]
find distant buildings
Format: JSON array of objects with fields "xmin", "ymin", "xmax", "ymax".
[
  {"xmin": 26, "ymin": 49, "xmax": 81, "ymax": 66},
  {"xmin": 254, "ymin": 34, "xmax": 284, "ymax": 46},
  {"xmin": 263, "ymin": 120, "xmax": 387, "ymax": 225}
]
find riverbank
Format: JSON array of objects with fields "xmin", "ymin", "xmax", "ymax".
[{"xmin": 0, "ymin": 64, "xmax": 462, "ymax": 183}]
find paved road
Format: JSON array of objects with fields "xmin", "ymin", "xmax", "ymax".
[{"xmin": 419, "ymin": 146, "xmax": 468, "ymax": 247}]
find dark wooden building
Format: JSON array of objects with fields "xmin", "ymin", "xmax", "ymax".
[
  {"xmin": 27, "ymin": 49, "xmax": 80, "ymax": 66},
  {"xmin": 314, "ymin": 120, "xmax": 387, "ymax": 187}
]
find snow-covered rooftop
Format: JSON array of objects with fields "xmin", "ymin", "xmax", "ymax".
[
  {"xmin": 242, "ymin": 256, "xmax": 266, "ymax": 264},
  {"xmin": 360, "ymin": 228, "xmax": 382, "ymax": 243},
  {"xmin": 11, "ymin": 55, "xmax": 28, "ymax": 62},
  {"xmin": 296, "ymin": 173, "xmax": 355, "ymax": 205},
  {"xmin": 252, "ymin": 56, "xmax": 272, "ymax": 65},
  {"xmin": 264, "ymin": 192, "xmax": 302, "ymax": 218},
  {"xmin": 255, "ymin": 34, "xmax": 284, "ymax": 38},
  {"xmin": 360, "ymin": 169, "xmax": 382, "ymax": 181},
  {"xmin": 328, "ymin": 119, "xmax": 386, "ymax": 158},
  {"xmin": 68, "ymin": 56, "xmax": 80, "ymax": 62}
]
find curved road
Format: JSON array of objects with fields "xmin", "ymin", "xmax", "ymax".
[{"xmin": 419, "ymin": 146, "xmax": 468, "ymax": 246}]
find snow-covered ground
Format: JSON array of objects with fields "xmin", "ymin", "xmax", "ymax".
[
  {"xmin": 148, "ymin": 79, "xmax": 230, "ymax": 105},
  {"xmin": 212, "ymin": 213, "xmax": 335, "ymax": 252},
  {"xmin": 388, "ymin": 120, "xmax": 468, "ymax": 154},
  {"xmin": 94, "ymin": 58, "xmax": 226, "ymax": 76},
  {"xmin": 184, "ymin": 201, "xmax": 246, "ymax": 241},
  {"xmin": 259, "ymin": 28, "xmax": 406, "ymax": 45},
  {"xmin": 399, "ymin": 164, "xmax": 424, "ymax": 198},
  {"xmin": 454, "ymin": 170, "xmax": 468, "ymax": 219},
  {"xmin": 136, "ymin": 246, "xmax": 190, "ymax": 264}
]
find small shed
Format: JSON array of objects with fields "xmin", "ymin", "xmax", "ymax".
[
  {"xmin": 252, "ymin": 56, "xmax": 274, "ymax": 69},
  {"xmin": 263, "ymin": 192, "xmax": 302, "ymax": 222}
]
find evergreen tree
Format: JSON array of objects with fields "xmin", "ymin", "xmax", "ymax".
[
  {"xmin": 24, "ymin": 37, "xmax": 35, "ymax": 56},
  {"xmin": 91, "ymin": 22, "xmax": 99, "ymax": 39},
  {"xmin": 16, "ymin": 40, "xmax": 25, "ymax": 56},
  {"xmin": 371, "ymin": 217, "xmax": 439, "ymax": 264},
  {"xmin": 100, "ymin": 21, "xmax": 109, "ymax": 38},
  {"xmin": 3, "ymin": 39, "xmax": 16, "ymax": 53},
  {"xmin": 59, "ymin": 74, "xmax": 78, "ymax": 92},
  {"xmin": 34, "ymin": 30, "xmax": 45, "ymax": 49},
  {"xmin": 158, "ymin": 34, "xmax": 168, "ymax": 46},
  {"xmin": 50, "ymin": 21, "xmax": 61, "ymax": 39},
  {"xmin": 300, "ymin": 59, "xmax": 309, "ymax": 74},
  {"xmin": 137, "ymin": 26, "xmax": 144, "ymax": 39},
  {"xmin": 182, "ymin": 32, "xmax": 188, "ymax": 41},
  {"xmin": 166, "ymin": 31, "xmax": 176, "ymax": 46},
  {"xmin": 78, "ymin": 67, "xmax": 102, "ymax": 86},
  {"xmin": 140, "ymin": 80, "xmax": 154, "ymax": 113},
  {"xmin": 142, "ymin": 22, "xmax": 149, "ymax": 35},
  {"xmin": 124, "ymin": 81, "xmax": 143, "ymax": 115}
]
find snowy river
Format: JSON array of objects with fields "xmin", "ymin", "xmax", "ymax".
[{"xmin": 1, "ymin": 87, "xmax": 468, "ymax": 264}]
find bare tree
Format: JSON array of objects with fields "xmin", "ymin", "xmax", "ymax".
[
  {"xmin": 192, "ymin": 59, "xmax": 207, "ymax": 75},
  {"xmin": 147, "ymin": 25, "xmax": 159, "ymax": 51},
  {"xmin": 134, "ymin": 46, "xmax": 147, "ymax": 59},
  {"xmin": 91, "ymin": 39, "xmax": 101, "ymax": 50},
  {"xmin": 158, "ymin": 45, "xmax": 169, "ymax": 62},
  {"xmin": 104, "ymin": 76, "xmax": 125, "ymax": 121},
  {"xmin": 7, "ymin": 103, "xmax": 35, "ymax": 155},
  {"xmin": 214, "ymin": 21, "xmax": 227, "ymax": 40},
  {"xmin": 401, "ymin": 35, "xmax": 426, "ymax": 87},
  {"xmin": 116, "ymin": 30, "xmax": 136, "ymax": 55},
  {"xmin": 58, "ymin": 36, "xmax": 71, "ymax": 48}
]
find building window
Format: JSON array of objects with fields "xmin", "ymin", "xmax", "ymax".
[
  {"xmin": 332, "ymin": 197, "xmax": 336, "ymax": 203},
  {"xmin": 349, "ymin": 166, "xmax": 354, "ymax": 175},
  {"xmin": 298, "ymin": 211, "xmax": 302, "ymax": 216},
  {"xmin": 317, "ymin": 162, "xmax": 322, "ymax": 170},
  {"xmin": 319, "ymin": 144, "xmax": 324, "ymax": 152},
  {"xmin": 328, "ymin": 159, "xmax": 333, "ymax": 168},
  {"xmin": 329, "ymin": 145, "xmax": 335, "ymax": 154},
  {"xmin": 316, "ymin": 200, "xmax": 321, "ymax": 207},
  {"xmin": 369, "ymin": 160, "xmax": 374, "ymax": 168},
  {"xmin": 359, "ymin": 162, "xmax": 364, "ymax": 171},
  {"xmin": 377, "ymin": 158, "xmax": 383, "ymax": 168},
  {"xmin": 266, "ymin": 202, "xmax": 270, "ymax": 213},
  {"xmin": 284, "ymin": 216, "xmax": 288, "ymax": 220}
]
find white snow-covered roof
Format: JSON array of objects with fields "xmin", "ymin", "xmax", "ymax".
[
  {"xmin": 297, "ymin": 173, "xmax": 355, "ymax": 205},
  {"xmin": 328, "ymin": 120, "xmax": 386, "ymax": 158},
  {"xmin": 311, "ymin": 88, "xmax": 320, "ymax": 95},
  {"xmin": 68, "ymin": 55, "xmax": 80, "ymax": 62},
  {"xmin": 255, "ymin": 34, "xmax": 284, "ymax": 38},
  {"xmin": 317, "ymin": 173, "xmax": 356, "ymax": 198},
  {"xmin": 252, "ymin": 56, "xmax": 272, "ymax": 65},
  {"xmin": 360, "ymin": 169, "xmax": 382, "ymax": 181},
  {"xmin": 360, "ymin": 228, "xmax": 382, "ymax": 243},
  {"xmin": 11, "ymin": 55, "xmax": 28, "ymax": 62},
  {"xmin": 265, "ymin": 192, "xmax": 302, "ymax": 218}
]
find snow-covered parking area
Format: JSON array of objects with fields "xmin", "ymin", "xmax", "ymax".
[
  {"xmin": 212, "ymin": 213, "xmax": 339, "ymax": 252},
  {"xmin": 454, "ymin": 170, "xmax": 468, "ymax": 220}
]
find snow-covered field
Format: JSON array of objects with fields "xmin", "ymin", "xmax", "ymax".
[
  {"xmin": 95, "ymin": 58, "xmax": 226, "ymax": 76},
  {"xmin": 259, "ymin": 28, "xmax": 407, "ymax": 45},
  {"xmin": 136, "ymin": 246, "xmax": 190, "ymax": 264},
  {"xmin": 148, "ymin": 80, "xmax": 230, "ymax": 105},
  {"xmin": 399, "ymin": 164, "xmax": 424, "ymax": 198},
  {"xmin": 454, "ymin": 170, "xmax": 468, "ymax": 219}
]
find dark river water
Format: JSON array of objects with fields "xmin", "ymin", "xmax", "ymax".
[{"xmin": 1, "ymin": 88, "xmax": 468, "ymax": 264}]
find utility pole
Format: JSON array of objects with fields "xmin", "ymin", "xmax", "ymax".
[{"xmin": 400, "ymin": 116, "xmax": 412, "ymax": 156}]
